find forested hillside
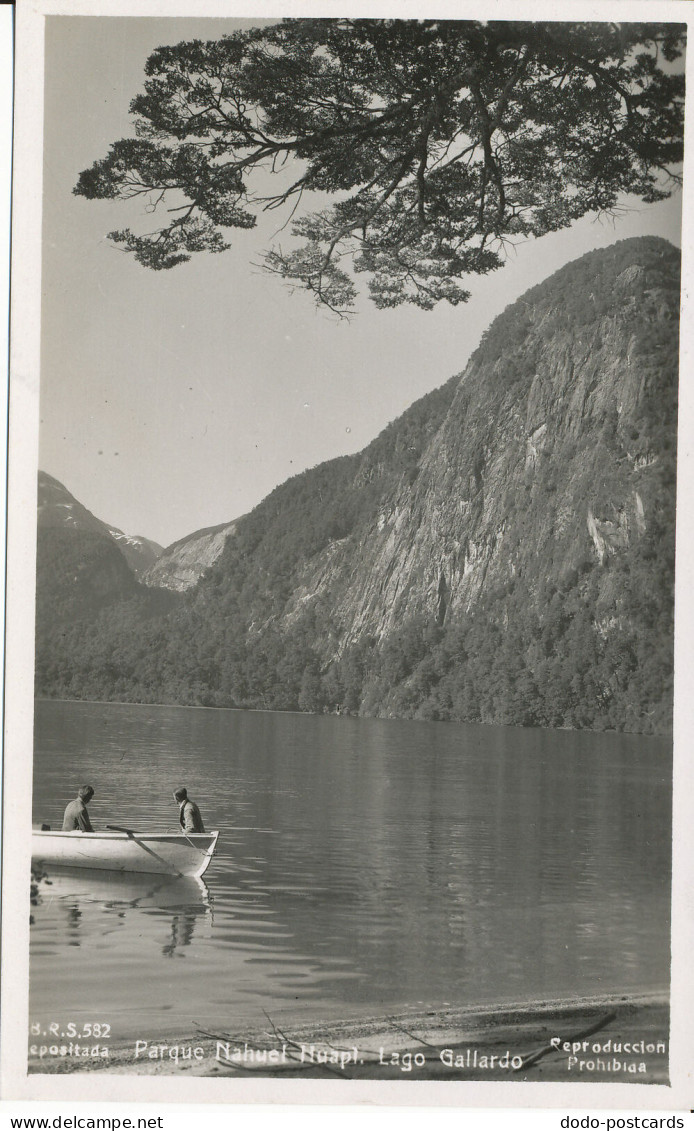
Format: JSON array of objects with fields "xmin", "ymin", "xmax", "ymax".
[{"xmin": 35, "ymin": 237, "xmax": 679, "ymax": 733}]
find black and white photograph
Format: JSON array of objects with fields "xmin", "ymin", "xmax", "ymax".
[{"xmin": 2, "ymin": 0, "xmax": 693, "ymax": 1109}]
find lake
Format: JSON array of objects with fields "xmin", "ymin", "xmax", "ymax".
[{"xmin": 30, "ymin": 699, "xmax": 671, "ymax": 1045}]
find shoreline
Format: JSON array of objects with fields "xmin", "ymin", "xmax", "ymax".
[
  {"xmin": 28, "ymin": 992, "xmax": 670, "ymax": 1083},
  {"xmin": 34, "ymin": 698, "xmax": 673, "ymax": 737}
]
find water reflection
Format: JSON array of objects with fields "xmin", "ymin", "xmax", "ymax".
[
  {"xmin": 30, "ymin": 701, "xmax": 671, "ymax": 1042},
  {"xmin": 34, "ymin": 868, "xmax": 212, "ymax": 959}
]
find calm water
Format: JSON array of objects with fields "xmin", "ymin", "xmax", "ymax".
[{"xmin": 31, "ymin": 700, "xmax": 671, "ymax": 1043}]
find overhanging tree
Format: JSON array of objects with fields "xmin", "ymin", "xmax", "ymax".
[{"xmin": 75, "ymin": 19, "xmax": 685, "ymax": 312}]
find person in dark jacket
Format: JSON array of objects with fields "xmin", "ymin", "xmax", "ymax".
[
  {"xmin": 173, "ymin": 787, "xmax": 205, "ymax": 833},
  {"xmin": 62, "ymin": 785, "xmax": 95, "ymax": 831}
]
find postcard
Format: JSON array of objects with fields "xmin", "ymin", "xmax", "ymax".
[{"xmin": 2, "ymin": 0, "xmax": 693, "ymax": 1112}]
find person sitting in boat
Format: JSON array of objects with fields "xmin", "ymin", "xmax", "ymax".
[
  {"xmin": 62, "ymin": 785, "xmax": 95, "ymax": 832},
  {"xmin": 173, "ymin": 787, "xmax": 205, "ymax": 833}
]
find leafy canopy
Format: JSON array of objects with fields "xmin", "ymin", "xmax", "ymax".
[{"xmin": 75, "ymin": 19, "xmax": 685, "ymax": 312}]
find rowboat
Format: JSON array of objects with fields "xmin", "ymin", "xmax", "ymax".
[{"xmin": 31, "ymin": 827, "xmax": 220, "ymax": 878}]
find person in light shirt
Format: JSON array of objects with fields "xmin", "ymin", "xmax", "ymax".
[
  {"xmin": 173, "ymin": 786, "xmax": 205, "ymax": 833},
  {"xmin": 62, "ymin": 785, "xmax": 95, "ymax": 831}
]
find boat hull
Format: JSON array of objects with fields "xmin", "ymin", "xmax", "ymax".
[{"xmin": 32, "ymin": 830, "xmax": 219, "ymax": 878}]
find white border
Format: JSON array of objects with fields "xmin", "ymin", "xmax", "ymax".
[{"xmin": 3, "ymin": 0, "xmax": 692, "ymax": 1111}]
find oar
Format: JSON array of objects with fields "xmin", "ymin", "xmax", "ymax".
[{"xmin": 105, "ymin": 824, "xmax": 184, "ymax": 876}]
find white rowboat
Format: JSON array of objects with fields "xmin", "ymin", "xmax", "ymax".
[{"xmin": 32, "ymin": 828, "xmax": 220, "ymax": 878}]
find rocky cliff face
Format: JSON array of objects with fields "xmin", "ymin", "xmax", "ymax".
[
  {"xmin": 143, "ymin": 521, "xmax": 238, "ymax": 591},
  {"xmin": 248, "ymin": 239, "xmax": 677, "ymax": 657}
]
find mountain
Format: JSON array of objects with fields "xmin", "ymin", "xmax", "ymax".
[
  {"xmin": 35, "ymin": 473, "xmax": 181, "ymax": 698},
  {"xmin": 38, "ymin": 472, "xmax": 163, "ymax": 579},
  {"xmin": 35, "ymin": 237, "xmax": 678, "ymax": 733},
  {"xmin": 106, "ymin": 531, "xmax": 163, "ymax": 578},
  {"xmin": 37, "ymin": 470, "xmax": 235, "ymax": 596},
  {"xmin": 142, "ymin": 521, "xmax": 239, "ymax": 592},
  {"xmin": 37, "ymin": 472, "xmax": 141, "ymax": 623}
]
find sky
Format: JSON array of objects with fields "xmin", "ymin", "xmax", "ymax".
[{"xmin": 38, "ymin": 16, "xmax": 683, "ymax": 549}]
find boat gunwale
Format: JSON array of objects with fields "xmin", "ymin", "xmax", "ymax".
[{"xmin": 32, "ymin": 830, "xmax": 219, "ymax": 844}]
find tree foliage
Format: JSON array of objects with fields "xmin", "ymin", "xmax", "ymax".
[{"xmin": 75, "ymin": 19, "xmax": 685, "ymax": 312}]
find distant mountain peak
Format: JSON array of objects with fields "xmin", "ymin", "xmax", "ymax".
[{"xmin": 37, "ymin": 470, "xmax": 164, "ymax": 576}]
